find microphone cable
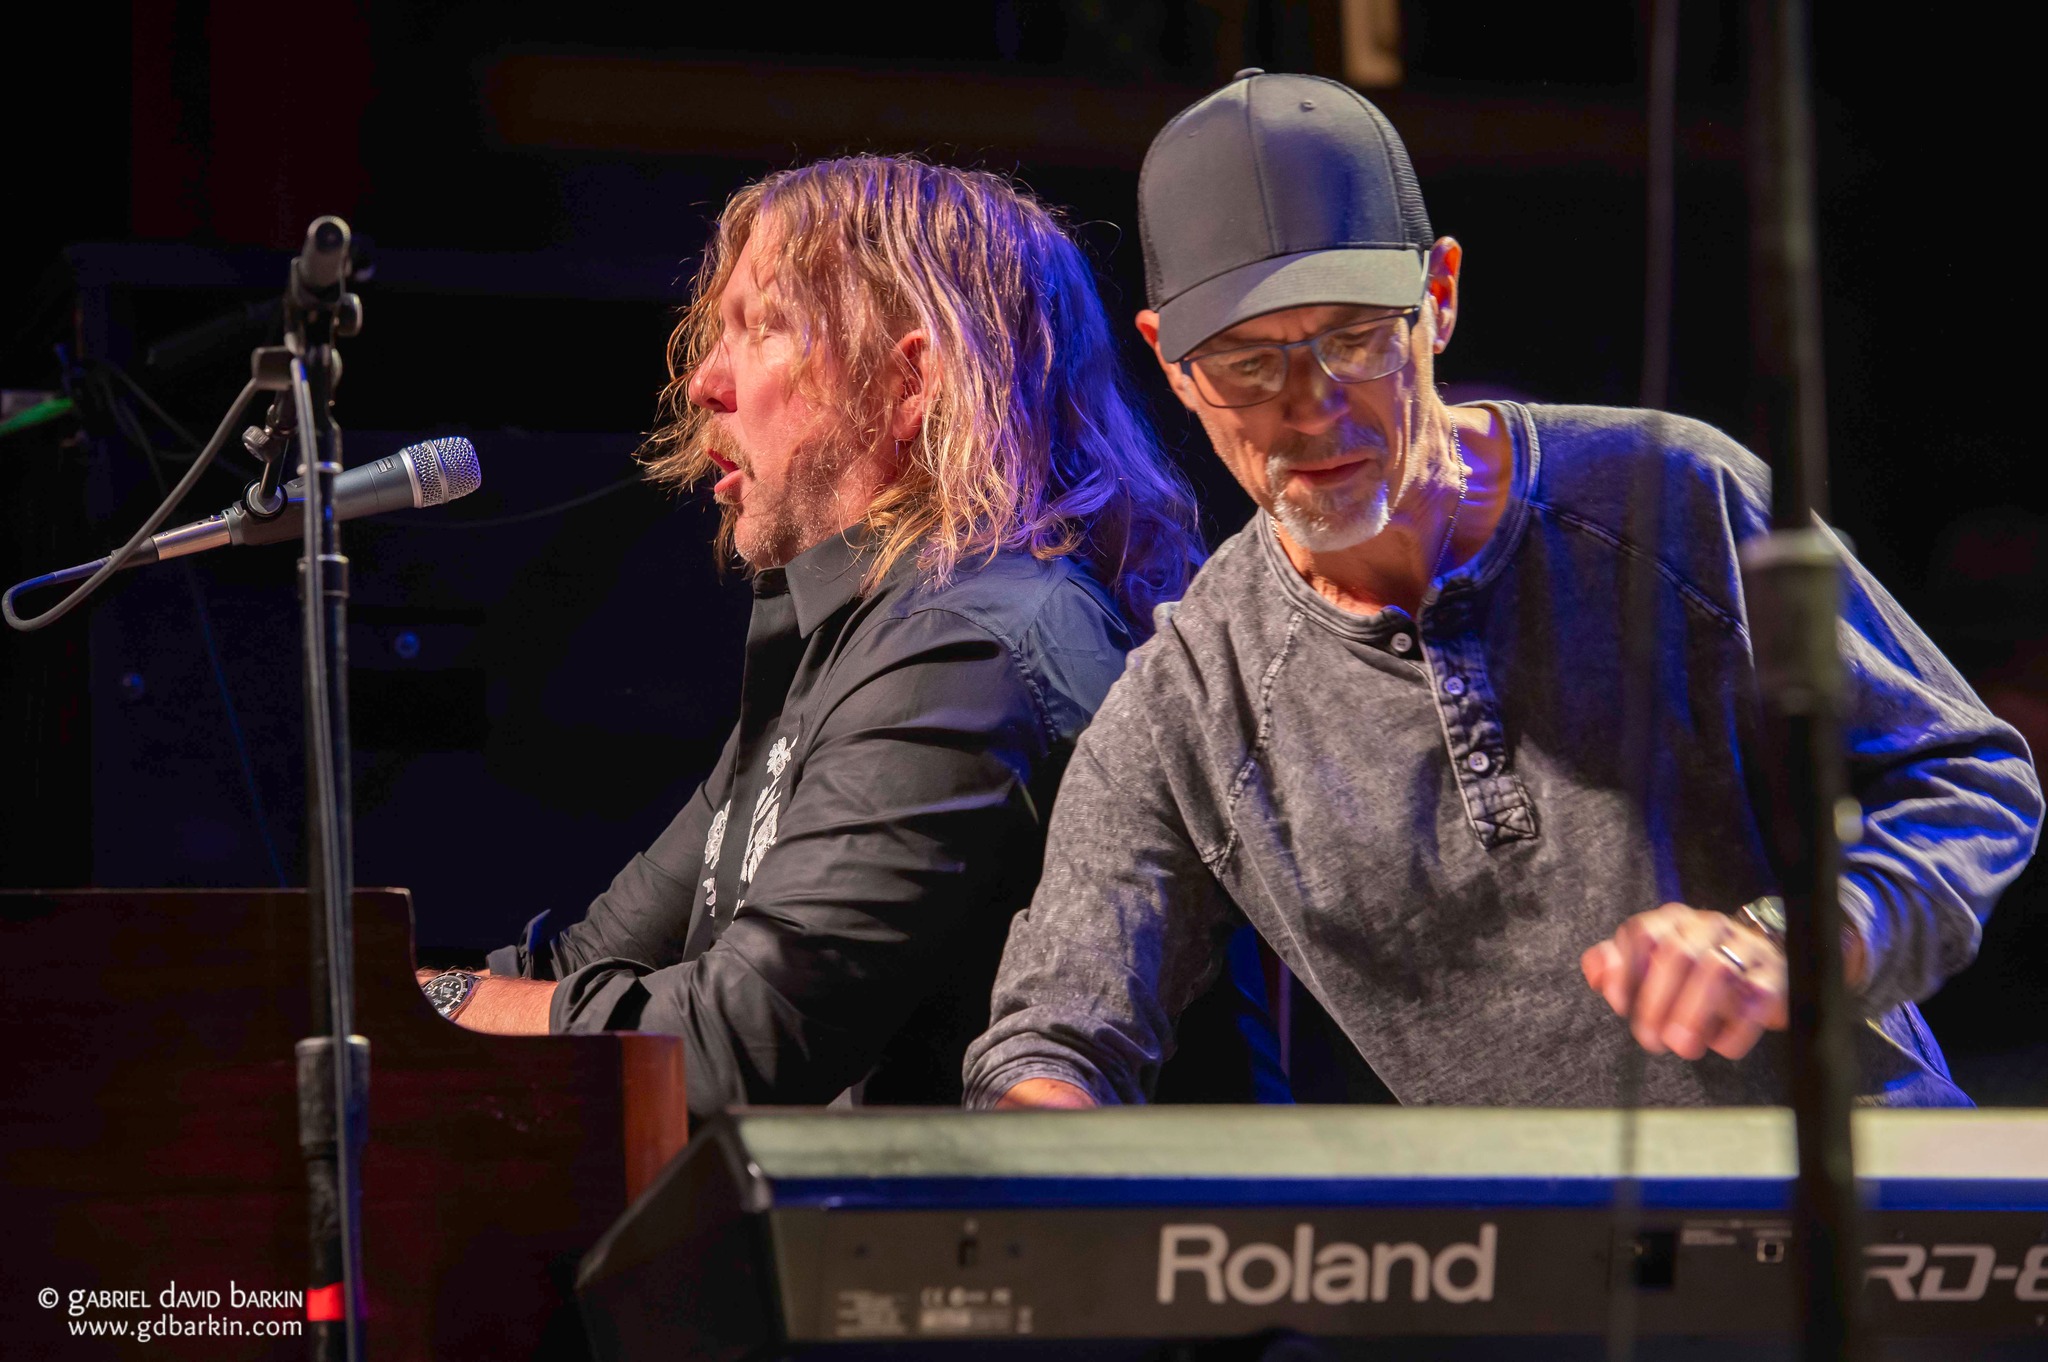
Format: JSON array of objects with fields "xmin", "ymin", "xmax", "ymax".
[
  {"xmin": 5, "ymin": 377, "xmax": 258, "ymax": 632},
  {"xmin": 113, "ymin": 380, "xmax": 288, "ymax": 888},
  {"xmin": 5, "ymin": 369, "xmax": 287, "ymax": 884}
]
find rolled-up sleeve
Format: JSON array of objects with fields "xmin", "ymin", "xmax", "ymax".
[
  {"xmin": 1834, "ymin": 547, "xmax": 2043, "ymax": 1016},
  {"xmin": 963, "ymin": 677, "xmax": 1240, "ymax": 1107},
  {"xmin": 553, "ymin": 609, "xmax": 1051, "ymax": 1118}
]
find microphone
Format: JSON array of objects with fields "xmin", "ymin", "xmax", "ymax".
[
  {"xmin": 135, "ymin": 436, "xmax": 482, "ymax": 566},
  {"xmin": 5, "ymin": 436, "xmax": 479, "ymax": 626},
  {"xmin": 21, "ymin": 437, "xmax": 478, "ymax": 592}
]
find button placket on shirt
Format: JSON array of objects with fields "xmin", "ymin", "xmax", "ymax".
[{"xmin": 1417, "ymin": 627, "xmax": 1539, "ymax": 847}]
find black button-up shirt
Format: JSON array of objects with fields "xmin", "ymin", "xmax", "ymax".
[{"xmin": 488, "ymin": 530, "xmax": 1132, "ymax": 1117}]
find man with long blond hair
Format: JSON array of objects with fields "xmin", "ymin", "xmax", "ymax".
[{"xmin": 418, "ymin": 156, "xmax": 1203, "ymax": 1118}]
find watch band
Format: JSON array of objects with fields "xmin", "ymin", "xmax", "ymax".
[{"xmin": 423, "ymin": 969, "xmax": 480, "ymax": 1021}]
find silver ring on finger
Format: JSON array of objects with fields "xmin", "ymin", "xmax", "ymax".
[{"xmin": 1716, "ymin": 942, "xmax": 1748, "ymax": 973}]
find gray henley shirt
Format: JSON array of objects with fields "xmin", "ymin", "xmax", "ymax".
[{"xmin": 963, "ymin": 403, "xmax": 2042, "ymax": 1109}]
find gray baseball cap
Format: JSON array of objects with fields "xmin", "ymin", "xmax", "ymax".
[{"xmin": 1139, "ymin": 69, "xmax": 1435, "ymax": 362}]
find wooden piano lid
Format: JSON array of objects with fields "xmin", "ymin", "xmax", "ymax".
[{"xmin": 0, "ymin": 888, "xmax": 686, "ymax": 1361}]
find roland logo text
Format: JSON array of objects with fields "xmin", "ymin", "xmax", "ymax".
[{"xmin": 1156, "ymin": 1223, "xmax": 1497, "ymax": 1306}]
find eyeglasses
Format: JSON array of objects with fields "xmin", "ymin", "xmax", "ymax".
[{"xmin": 1178, "ymin": 308, "xmax": 1422, "ymax": 409}]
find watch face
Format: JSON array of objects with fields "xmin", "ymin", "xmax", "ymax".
[{"xmin": 426, "ymin": 971, "xmax": 475, "ymax": 1017}]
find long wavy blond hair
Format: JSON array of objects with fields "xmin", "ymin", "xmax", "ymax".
[{"xmin": 640, "ymin": 155, "xmax": 1203, "ymax": 632}]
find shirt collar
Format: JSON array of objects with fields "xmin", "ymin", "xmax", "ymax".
[
  {"xmin": 782, "ymin": 527, "xmax": 877, "ymax": 637},
  {"xmin": 1254, "ymin": 401, "xmax": 1536, "ymax": 637}
]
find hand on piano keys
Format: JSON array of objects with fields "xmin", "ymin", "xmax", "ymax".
[{"xmin": 1580, "ymin": 901, "xmax": 1789, "ymax": 1061}]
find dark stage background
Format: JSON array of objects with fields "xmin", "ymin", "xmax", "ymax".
[{"xmin": 5, "ymin": 2, "xmax": 2043, "ymax": 1101}]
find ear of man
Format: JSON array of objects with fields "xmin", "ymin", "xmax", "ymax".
[
  {"xmin": 1133, "ymin": 310, "xmax": 1201, "ymax": 415},
  {"xmin": 886, "ymin": 329, "xmax": 934, "ymax": 446},
  {"xmin": 1426, "ymin": 237, "xmax": 1463, "ymax": 354}
]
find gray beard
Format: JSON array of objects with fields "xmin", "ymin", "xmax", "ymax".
[
  {"xmin": 1270, "ymin": 476, "xmax": 1393, "ymax": 552},
  {"xmin": 1264, "ymin": 433, "xmax": 1395, "ymax": 552}
]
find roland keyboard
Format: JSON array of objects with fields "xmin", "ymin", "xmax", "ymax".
[{"xmin": 575, "ymin": 1107, "xmax": 2048, "ymax": 1360}]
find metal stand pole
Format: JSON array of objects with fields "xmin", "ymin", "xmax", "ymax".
[
  {"xmin": 281, "ymin": 217, "xmax": 368, "ymax": 1362},
  {"xmin": 1742, "ymin": 3, "xmax": 1863, "ymax": 1358}
]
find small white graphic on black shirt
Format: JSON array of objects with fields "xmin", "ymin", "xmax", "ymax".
[
  {"xmin": 702, "ymin": 800, "xmax": 731, "ymax": 914},
  {"xmin": 741, "ymin": 778, "xmax": 782, "ymax": 887},
  {"xmin": 736, "ymin": 727, "xmax": 798, "ymax": 906}
]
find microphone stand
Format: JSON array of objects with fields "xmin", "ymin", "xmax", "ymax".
[
  {"xmin": 275, "ymin": 217, "xmax": 369, "ymax": 1362},
  {"xmin": 1740, "ymin": 2, "xmax": 1863, "ymax": 1358},
  {"xmin": 12, "ymin": 225, "xmax": 391, "ymax": 1359}
]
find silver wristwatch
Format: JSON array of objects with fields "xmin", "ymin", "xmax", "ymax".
[
  {"xmin": 1734, "ymin": 895, "xmax": 1787, "ymax": 947},
  {"xmin": 1734, "ymin": 894, "xmax": 1861, "ymax": 967},
  {"xmin": 423, "ymin": 969, "xmax": 480, "ymax": 1020}
]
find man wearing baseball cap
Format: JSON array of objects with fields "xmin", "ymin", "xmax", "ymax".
[{"xmin": 964, "ymin": 71, "xmax": 2040, "ymax": 1109}]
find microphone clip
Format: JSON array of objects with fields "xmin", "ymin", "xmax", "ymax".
[
  {"xmin": 239, "ymin": 361, "xmax": 306, "ymax": 522},
  {"xmin": 285, "ymin": 217, "xmax": 364, "ymax": 348},
  {"xmin": 240, "ymin": 478, "xmax": 287, "ymax": 521}
]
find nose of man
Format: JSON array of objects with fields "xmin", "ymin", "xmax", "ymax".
[
  {"xmin": 1275, "ymin": 357, "xmax": 1350, "ymax": 433},
  {"xmin": 687, "ymin": 340, "xmax": 736, "ymax": 414}
]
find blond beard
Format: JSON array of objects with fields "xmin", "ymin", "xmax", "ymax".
[{"xmin": 706, "ymin": 421, "xmax": 859, "ymax": 570}]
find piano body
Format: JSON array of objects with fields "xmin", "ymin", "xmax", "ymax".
[{"xmin": 0, "ymin": 889, "xmax": 686, "ymax": 1361}]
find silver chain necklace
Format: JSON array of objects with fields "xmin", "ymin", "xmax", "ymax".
[{"xmin": 1432, "ymin": 420, "xmax": 1471, "ymax": 582}]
